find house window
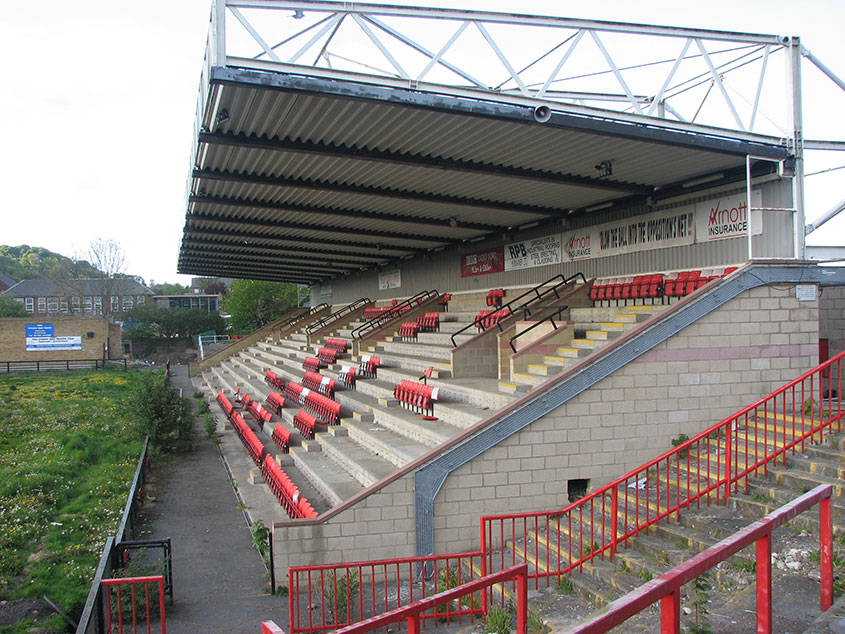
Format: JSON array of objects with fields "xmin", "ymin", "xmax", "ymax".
[
  {"xmin": 37, "ymin": 297, "xmax": 46, "ymax": 313},
  {"xmin": 122, "ymin": 296, "xmax": 133, "ymax": 311},
  {"xmin": 25, "ymin": 298, "xmax": 34, "ymax": 313},
  {"xmin": 93, "ymin": 296, "xmax": 102, "ymax": 315},
  {"xmin": 111, "ymin": 296, "xmax": 119, "ymax": 313},
  {"xmin": 136, "ymin": 295, "xmax": 145, "ymax": 305},
  {"xmin": 60, "ymin": 298, "xmax": 69, "ymax": 314},
  {"xmin": 72, "ymin": 296, "xmax": 81, "ymax": 313},
  {"xmin": 83, "ymin": 296, "xmax": 93, "ymax": 312},
  {"xmin": 47, "ymin": 297, "xmax": 58, "ymax": 313}
]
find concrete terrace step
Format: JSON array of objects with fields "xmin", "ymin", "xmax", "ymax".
[
  {"xmin": 316, "ymin": 431, "xmax": 397, "ymax": 488},
  {"xmin": 356, "ymin": 349, "xmax": 453, "ymax": 377},
  {"xmin": 289, "ymin": 445, "xmax": 365, "ymax": 507},
  {"xmin": 343, "ymin": 419, "xmax": 431, "ymax": 467},
  {"xmin": 371, "ymin": 405, "xmax": 461, "ymax": 447},
  {"xmin": 376, "ymin": 340, "xmax": 453, "ymax": 362}
]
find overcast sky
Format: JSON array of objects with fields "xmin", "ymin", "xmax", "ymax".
[{"xmin": 1, "ymin": 0, "xmax": 843, "ymax": 285}]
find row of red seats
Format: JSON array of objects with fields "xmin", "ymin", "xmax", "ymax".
[
  {"xmin": 474, "ymin": 308, "xmax": 512, "ymax": 331},
  {"xmin": 271, "ymin": 422, "xmax": 290, "ymax": 453},
  {"xmin": 339, "ymin": 366, "xmax": 356, "ymax": 389},
  {"xmin": 217, "ymin": 391, "xmax": 234, "ymax": 418},
  {"xmin": 486, "ymin": 288, "xmax": 505, "ymax": 306},
  {"xmin": 359, "ymin": 354, "xmax": 381, "ymax": 378},
  {"xmin": 590, "ymin": 275, "xmax": 663, "ymax": 302},
  {"xmin": 261, "ymin": 454, "xmax": 317, "ymax": 519},
  {"xmin": 302, "ymin": 370, "xmax": 336, "ymax": 397},
  {"xmin": 324, "ymin": 338, "xmax": 348, "ymax": 352},
  {"xmin": 231, "ymin": 411, "xmax": 266, "ymax": 465},
  {"xmin": 317, "ymin": 347, "xmax": 339, "ymax": 365},
  {"xmin": 264, "ymin": 369, "xmax": 285, "ymax": 390},
  {"xmin": 265, "ymin": 391, "xmax": 286, "ymax": 415},
  {"xmin": 664, "ymin": 267, "xmax": 738, "ymax": 296},
  {"xmin": 284, "ymin": 382, "xmax": 341, "ymax": 424},
  {"xmin": 303, "ymin": 356, "xmax": 321, "ymax": 372},
  {"xmin": 417, "ymin": 312, "xmax": 439, "ymax": 332},
  {"xmin": 246, "ymin": 398, "xmax": 272, "ymax": 425},
  {"xmin": 397, "ymin": 322, "xmax": 420, "ymax": 341},
  {"xmin": 293, "ymin": 410, "xmax": 318, "ymax": 439},
  {"xmin": 393, "ymin": 379, "xmax": 438, "ymax": 416}
]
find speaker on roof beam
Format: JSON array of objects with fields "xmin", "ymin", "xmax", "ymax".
[{"xmin": 533, "ymin": 105, "xmax": 552, "ymax": 123}]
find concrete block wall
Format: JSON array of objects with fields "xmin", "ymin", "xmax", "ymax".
[
  {"xmin": 820, "ymin": 285, "xmax": 845, "ymax": 359},
  {"xmin": 272, "ymin": 284, "xmax": 819, "ymax": 577}
]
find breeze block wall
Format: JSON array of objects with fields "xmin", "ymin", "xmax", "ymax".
[
  {"xmin": 271, "ymin": 283, "xmax": 819, "ymax": 578},
  {"xmin": 0, "ymin": 317, "xmax": 122, "ymax": 361},
  {"xmin": 820, "ymin": 285, "xmax": 845, "ymax": 359}
]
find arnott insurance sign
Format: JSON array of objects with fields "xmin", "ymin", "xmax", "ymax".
[{"xmin": 695, "ymin": 189, "xmax": 762, "ymax": 241}]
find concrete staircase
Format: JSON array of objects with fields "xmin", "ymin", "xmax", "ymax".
[
  {"xmin": 499, "ymin": 304, "xmax": 666, "ymax": 394},
  {"xmin": 486, "ymin": 403, "xmax": 845, "ymax": 633}
]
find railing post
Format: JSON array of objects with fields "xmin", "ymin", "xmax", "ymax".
[
  {"xmin": 756, "ymin": 533, "xmax": 772, "ymax": 633},
  {"xmin": 516, "ymin": 570, "xmax": 527, "ymax": 634},
  {"xmin": 723, "ymin": 422, "xmax": 732, "ymax": 505},
  {"xmin": 611, "ymin": 486, "xmax": 618, "ymax": 560},
  {"xmin": 406, "ymin": 613, "xmax": 421, "ymax": 634},
  {"xmin": 480, "ymin": 522, "xmax": 488, "ymax": 615},
  {"xmin": 820, "ymin": 495, "xmax": 833, "ymax": 610},
  {"xmin": 660, "ymin": 589, "xmax": 679, "ymax": 634}
]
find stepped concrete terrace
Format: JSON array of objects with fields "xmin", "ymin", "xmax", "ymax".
[{"xmin": 195, "ymin": 290, "xmax": 539, "ymax": 525}]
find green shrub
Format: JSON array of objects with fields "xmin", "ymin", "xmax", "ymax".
[
  {"xmin": 323, "ymin": 569, "xmax": 359, "ymax": 623},
  {"xmin": 203, "ymin": 413, "xmax": 216, "ymax": 439},
  {"xmin": 196, "ymin": 397, "xmax": 210, "ymax": 414},
  {"xmin": 485, "ymin": 607, "xmax": 514, "ymax": 634},
  {"xmin": 557, "ymin": 576, "xmax": 574, "ymax": 595},
  {"xmin": 127, "ymin": 371, "xmax": 194, "ymax": 450}
]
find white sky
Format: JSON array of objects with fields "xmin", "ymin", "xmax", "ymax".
[{"xmin": 1, "ymin": 0, "xmax": 843, "ymax": 286}]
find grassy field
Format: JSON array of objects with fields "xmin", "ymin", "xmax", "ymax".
[{"xmin": 0, "ymin": 369, "xmax": 148, "ymax": 628}]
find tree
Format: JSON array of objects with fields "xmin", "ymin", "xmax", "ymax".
[
  {"xmin": 149, "ymin": 282, "xmax": 189, "ymax": 296},
  {"xmin": 0, "ymin": 295, "xmax": 28, "ymax": 317},
  {"xmin": 127, "ymin": 370, "xmax": 194, "ymax": 449},
  {"xmin": 77, "ymin": 238, "xmax": 127, "ymax": 320},
  {"xmin": 220, "ymin": 280, "xmax": 298, "ymax": 333},
  {"xmin": 123, "ymin": 304, "xmax": 227, "ymax": 339}
]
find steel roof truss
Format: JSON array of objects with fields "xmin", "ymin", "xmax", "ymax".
[
  {"xmin": 181, "ymin": 244, "xmax": 380, "ymax": 268},
  {"xmin": 181, "ymin": 236, "xmax": 384, "ymax": 262},
  {"xmin": 185, "ymin": 226, "xmax": 415, "ymax": 254}
]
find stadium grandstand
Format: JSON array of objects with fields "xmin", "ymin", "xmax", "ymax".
[{"xmin": 175, "ymin": 2, "xmax": 845, "ymax": 631}]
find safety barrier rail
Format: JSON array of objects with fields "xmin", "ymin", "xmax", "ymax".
[
  {"xmin": 288, "ymin": 551, "xmax": 484, "ymax": 634},
  {"xmin": 0, "ymin": 358, "xmax": 127, "ymax": 373},
  {"xmin": 101, "ymin": 576, "xmax": 167, "ymax": 634},
  {"xmin": 306, "ymin": 298, "xmax": 371, "ymax": 335},
  {"xmin": 563, "ymin": 484, "xmax": 833, "ymax": 634},
  {"xmin": 481, "ymin": 350, "xmax": 843, "ymax": 587},
  {"xmin": 450, "ymin": 273, "xmax": 586, "ymax": 347},
  {"xmin": 352, "ymin": 290, "xmax": 439, "ymax": 340},
  {"xmin": 506, "ymin": 304, "xmax": 569, "ymax": 353}
]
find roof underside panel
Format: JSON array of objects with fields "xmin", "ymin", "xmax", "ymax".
[{"xmin": 179, "ymin": 67, "xmax": 790, "ymax": 284}]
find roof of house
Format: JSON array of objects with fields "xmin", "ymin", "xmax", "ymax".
[
  {"xmin": 2, "ymin": 278, "xmax": 154, "ymax": 297},
  {"xmin": 0, "ymin": 273, "xmax": 16, "ymax": 291}
]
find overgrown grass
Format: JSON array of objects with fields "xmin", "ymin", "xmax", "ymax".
[{"xmin": 0, "ymin": 369, "xmax": 147, "ymax": 625}]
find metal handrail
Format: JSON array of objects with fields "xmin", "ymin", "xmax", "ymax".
[
  {"xmin": 0, "ymin": 358, "xmax": 127, "ymax": 373},
  {"xmin": 449, "ymin": 272, "xmax": 586, "ymax": 347},
  {"xmin": 563, "ymin": 485, "xmax": 833, "ymax": 633},
  {"xmin": 305, "ymin": 297, "xmax": 371, "ymax": 335},
  {"xmin": 351, "ymin": 290, "xmax": 439, "ymax": 340},
  {"xmin": 480, "ymin": 350, "xmax": 844, "ymax": 586},
  {"xmin": 507, "ymin": 305, "xmax": 569, "ymax": 353}
]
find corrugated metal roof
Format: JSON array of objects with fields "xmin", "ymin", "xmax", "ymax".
[{"xmin": 179, "ymin": 66, "xmax": 789, "ymax": 284}]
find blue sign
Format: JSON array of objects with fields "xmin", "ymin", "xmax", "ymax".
[{"xmin": 25, "ymin": 323, "xmax": 54, "ymax": 338}]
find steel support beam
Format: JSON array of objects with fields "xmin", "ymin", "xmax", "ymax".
[
  {"xmin": 181, "ymin": 237, "xmax": 384, "ymax": 263},
  {"xmin": 183, "ymin": 226, "xmax": 417, "ymax": 254},
  {"xmin": 193, "ymin": 167, "xmax": 573, "ymax": 217},
  {"xmin": 198, "ymin": 131, "xmax": 649, "ymax": 194}
]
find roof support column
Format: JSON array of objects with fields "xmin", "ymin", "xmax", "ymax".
[{"xmin": 787, "ymin": 36, "xmax": 805, "ymax": 259}]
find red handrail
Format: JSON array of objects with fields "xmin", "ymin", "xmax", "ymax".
[
  {"xmin": 561, "ymin": 484, "xmax": 833, "ymax": 634},
  {"xmin": 275, "ymin": 565, "xmax": 527, "ymax": 634},
  {"xmin": 102, "ymin": 575, "xmax": 167, "ymax": 634},
  {"xmin": 481, "ymin": 350, "xmax": 843, "ymax": 584},
  {"xmin": 288, "ymin": 551, "xmax": 483, "ymax": 634}
]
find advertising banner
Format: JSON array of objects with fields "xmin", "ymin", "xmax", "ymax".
[
  {"xmin": 460, "ymin": 246, "xmax": 504, "ymax": 277},
  {"xmin": 695, "ymin": 189, "xmax": 763, "ymax": 241},
  {"xmin": 561, "ymin": 207, "xmax": 695, "ymax": 262},
  {"xmin": 504, "ymin": 234, "xmax": 562, "ymax": 271},
  {"xmin": 378, "ymin": 269, "xmax": 401, "ymax": 290},
  {"xmin": 25, "ymin": 324, "xmax": 82, "ymax": 351}
]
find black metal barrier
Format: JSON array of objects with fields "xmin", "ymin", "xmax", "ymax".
[{"xmin": 0, "ymin": 358, "xmax": 127, "ymax": 373}]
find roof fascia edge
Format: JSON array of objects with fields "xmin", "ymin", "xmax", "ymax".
[
  {"xmin": 413, "ymin": 263, "xmax": 845, "ymax": 558},
  {"xmin": 208, "ymin": 66, "xmax": 789, "ymax": 160}
]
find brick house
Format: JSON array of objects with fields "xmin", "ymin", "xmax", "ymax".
[{"xmin": 2, "ymin": 278, "xmax": 153, "ymax": 318}]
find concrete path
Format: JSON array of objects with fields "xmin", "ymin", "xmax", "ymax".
[{"xmin": 136, "ymin": 364, "xmax": 288, "ymax": 634}]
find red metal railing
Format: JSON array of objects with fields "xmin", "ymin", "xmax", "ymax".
[
  {"xmin": 481, "ymin": 351, "xmax": 843, "ymax": 585},
  {"xmin": 288, "ymin": 551, "xmax": 483, "ymax": 634},
  {"xmin": 562, "ymin": 484, "xmax": 833, "ymax": 634},
  {"xmin": 101, "ymin": 575, "xmax": 166, "ymax": 634},
  {"xmin": 278, "ymin": 564, "xmax": 526, "ymax": 634}
]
